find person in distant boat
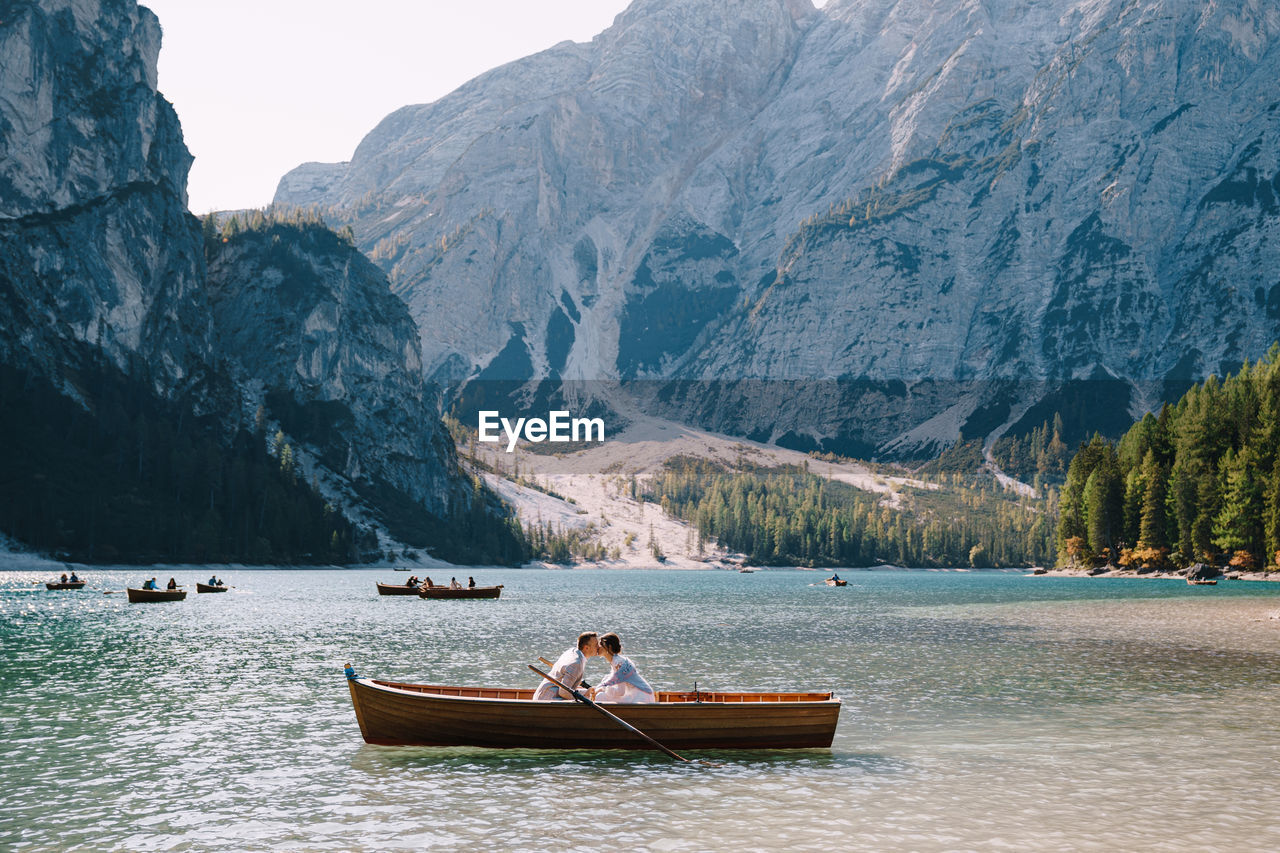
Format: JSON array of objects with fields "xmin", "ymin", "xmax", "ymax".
[
  {"xmin": 588, "ymin": 633, "xmax": 656, "ymax": 704},
  {"xmin": 534, "ymin": 632, "xmax": 599, "ymax": 700},
  {"xmin": 449, "ymin": 577, "xmax": 461, "ymax": 589},
  {"xmin": 422, "ymin": 576, "xmax": 434, "ymax": 588},
  {"xmin": 142, "ymin": 578, "xmax": 157, "ymax": 590},
  {"xmin": 468, "ymin": 576, "xmax": 476, "ymax": 588},
  {"xmin": 406, "ymin": 576, "xmax": 418, "ymax": 587},
  {"xmin": 59, "ymin": 573, "xmax": 68, "ymax": 583},
  {"xmin": 208, "ymin": 574, "xmax": 217, "ymax": 586},
  {"xmin": 69, "ymin": 571, "xmax": 79, "ymax": 583},
  {"xmin": 166, "ymin": 577, "xmax": 178, "ymax": 590},
  {"xmin": 829, "ymin": 572, "xmax": 841, "ymax": 582}
]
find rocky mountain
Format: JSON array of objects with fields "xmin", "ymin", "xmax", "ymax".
[
  {"xmin": 277, "ymin": 0, "xmax": 1280, "ymax": 456},
  {"xmin": 0, "ymin": 0, "xmax": 210, "ymax": 394},
  {"xmin": 0, "ymin": 0, "xmax": 517, "ymax": 563},
  {"xmin": 206, "ymin": 220, "xmax": 465, "ymax": 519}
]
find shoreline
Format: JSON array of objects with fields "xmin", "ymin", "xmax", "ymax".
[
  {"xmin": 1038, "ymin": 566, "xmax": 1280, "ymax": 582},
  {"xmin": 0, "ymin": 560, "xmax": 1042, "ymax": 574}
]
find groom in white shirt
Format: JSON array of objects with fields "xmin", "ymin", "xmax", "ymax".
[{"xmin": 533, "ymin": 631, "xmax": 599, "ymax": 700}]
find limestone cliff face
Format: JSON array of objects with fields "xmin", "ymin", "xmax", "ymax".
[
  {"xmin": 277, "ymin": 0, "xmax": 815, "ymax": 388},
  {"xmin": 206, "ymin": 224, "xmax": 464, "ymax": 517},
  {"xmin": 0, "ymin": 0, "xmax": 187, "ymax": 217},
  {"xmin": 681, "ymin": 0, "xmax": 1280, "ymax": 451},
  {"xmin": 279, "ymin": 0, "xmax": 1280, "ymax": 453},
  {"xmin": 0, "ymin": 0, "xmax": 210, "ymax": 393},
  {"xmin": 1, "ymin": 0, "xmax": 482, "ymax": 555}
]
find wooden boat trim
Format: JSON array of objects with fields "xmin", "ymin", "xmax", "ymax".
[
  {"xmin": 375, "ymin": 582, "xmax": 422, "ymax": 595},
  {"xmin": 125, "ymin": 587, "xmax": 188, "ymax": 602},
  {"xmin": 362, "ymin": 678, "xmax": 838, "ymax": 706},
  {"xmin": 417, "ymin": 584, "xmax": 504, "ymax": 599}
]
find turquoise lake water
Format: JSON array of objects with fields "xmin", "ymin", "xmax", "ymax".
[{"xmin": 2, "ymin": 568, "xmax": 1279, "ymax": 851}]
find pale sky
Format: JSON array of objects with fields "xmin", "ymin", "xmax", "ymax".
[{"xmin": 144, "ymin": 1, "xmax": 632, "ymax": 213}]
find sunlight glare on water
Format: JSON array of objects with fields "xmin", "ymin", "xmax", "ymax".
[{"xmin": 2, "ymin": 568, "xmax": 1278, "ymax": 851}]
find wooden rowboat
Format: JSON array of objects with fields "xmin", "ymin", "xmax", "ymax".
[
  {"xmin": 46, "ymin": 581, "xmax": 86, "ymax": 590},
  {"xmin": 347, "ymin": 677, "xmax": 840, "ymax": 749},
  {"xmin": 1186, "ymin": 577, "xmax": 1218, "ymax": 586},
  {"xmin": 196, "ymin": 583, "xmax": 228, "ymax": 593},
  {"xmin": 418, "ymin": 584, "xmax": 503, "ymax": 600},
  {"xmin": 825, "ymin": 578, "xmax": 847, "ymax": 587},
  {"xmin": 376, "ymin": 582, "xmax": 423, "ymax": 596},
  {"xmin": 126, "ymin": 587, "xmax": 187, "ymax": 603}
]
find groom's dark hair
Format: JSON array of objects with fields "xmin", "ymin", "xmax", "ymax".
[{"xmin": 577, "ymin": 631, "xmax": 598, "ymax": 650}]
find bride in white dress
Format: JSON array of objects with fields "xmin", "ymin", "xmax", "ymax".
[{"xmin": 587, "ymin": 632, "xmax": 656, "ymax": 704}]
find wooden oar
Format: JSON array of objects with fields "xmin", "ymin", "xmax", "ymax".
[{"xmin": 528, "ymin": 664, "xmax": 702, "ymax": 765}]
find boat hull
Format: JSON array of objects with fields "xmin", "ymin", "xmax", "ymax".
[
  {"xmin": 196, "ymin": 583, "xmax": 228, "ymax": 593},
  {"xmin": 375, "ymin": 582, "xmax": 421, "ymax": 596},
  {"xmin": 348, "ymin": 679, "xmax": 840, "ymax": 750},
  {"xmin": 418, "ymin": 585, "xmax": 502, "ymax": 600},
  {"xmin": 825, "ymin": 579, "xmax": 847, "ymax": 587},
  {"xmin": 126, "ymin": 587, "xmax": 187, "ymax": 603},
  {"xmin": 46, "ymin": 581, "xmax": 86, "ymax": 590}
]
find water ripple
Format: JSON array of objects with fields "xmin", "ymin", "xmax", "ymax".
[{"xmin": 2, "ymin": 568, "xmax": 1278, "ymax": 850}]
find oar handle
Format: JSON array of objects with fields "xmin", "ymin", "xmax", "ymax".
[
  {"xmin": 537, "ymin": 656, "xmax": 589, "ymax": 688},
  {"xmin": 528, "ymin": 665, "xmax": 689, "ymax": 763},
  {"xmin": 530, "ymin": 663, "xmax": 594, "ymax": 706}
]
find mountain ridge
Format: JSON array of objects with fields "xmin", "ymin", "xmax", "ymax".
[{"xmin": 276, "ymin": 0, "xmax": 1280, "ymax": 456}]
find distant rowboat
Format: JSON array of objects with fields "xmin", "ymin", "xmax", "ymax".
[
  {"xmin": 376, "ymin": 582, "xmax": 422, "ymax": 596},
  {"xmin": 196, "ymin": 583, "xmax": 228, "ymax": 593},
  {"xmin": 346, "ymin": 677, "xmax": 840, "ymax": 749},
  {"xmin": 126, "ymin": 587, "xmax": 187, "ymax": 603},
  {"xmin": 825, "ymin": 578, "xmax": 847, "ymax": 587},
  {"xmin": 46, "ymin": 581, "xmax": 86, "ymax": 590},
  {"xmin": 418, "ymin": 584, "xmax": 503, "ymax": 600},
  {"xmin": 1186, "ymin": 577, "xmax": 1218, "ymax": 586}
]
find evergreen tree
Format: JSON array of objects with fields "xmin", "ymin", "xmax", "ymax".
[
  {"xmin": 1122, "ymin": 466, "xmax": 1146, "ymax": 546},
  {"xmin": 1056, "ymin": 434, "xmax": 1113, "ymax": 562},
  {"xmin": 1137, "ymin": 450, "xmax": 1169, "ymax": 549},
  {"xmin": 1213, "ymin": 445, "xmax": 1263, "ymax": 558},
  {"xmin": 1168, "ymin": 460, "xmax": 1199, "ymax": 563},
  {"xmin": 1191, "ymin": 468, "xmax": 1220, "ymax": 563},
  {"xmin": 1056, "ymin": 346, "xmax": 1280, "ymax": 570},
  {"xmin": 1082, "ymin": 455, "xmax": 1122, "ymax": 557},
  {"xmin": 200, "ymin": 212, "xmax": 220, "ymax": 255},
  {"xmin": 1264, "ymin": 454, "xmax": 1280, "ymax": 567}
]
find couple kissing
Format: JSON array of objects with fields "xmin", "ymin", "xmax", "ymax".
[{"xmin": 533, "ymin": 631, "xmax": 655, "ymax": 704}]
